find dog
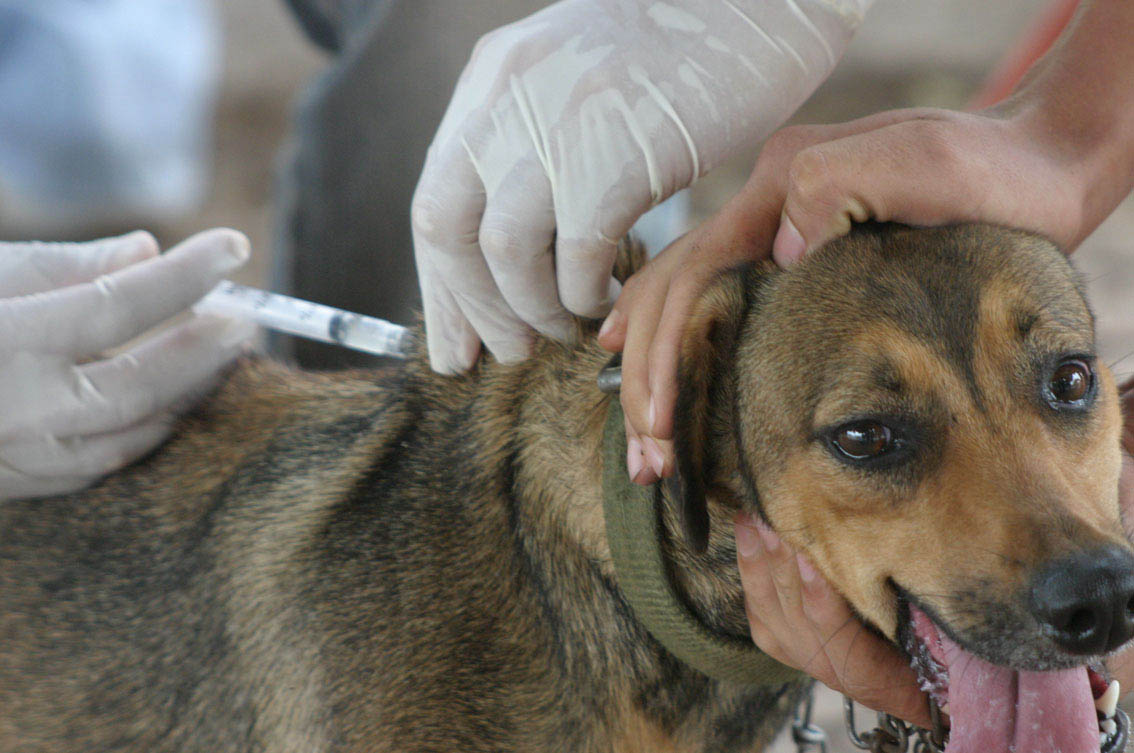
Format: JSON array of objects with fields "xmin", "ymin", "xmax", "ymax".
[{"xmin": 1, "ymin": 223, "xmax": 1131, "ymax": 753}]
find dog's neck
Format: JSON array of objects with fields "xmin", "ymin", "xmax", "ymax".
[{"xmin": 501, "ymin": 336, "xmax": 753, "ymax": 644}]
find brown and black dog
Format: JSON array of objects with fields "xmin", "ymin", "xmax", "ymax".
[{"xmin": 1, "ymin": 223, "xmax": 1132, "ymax": 753}]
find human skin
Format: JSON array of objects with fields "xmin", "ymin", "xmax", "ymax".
[
  {"xmin": 597, "ymin": 0, "xmax": 1134, "ymax": 722},
  {"xmin": 600, "ymin": 0, "xmax": 1134, "ymax": 487}
]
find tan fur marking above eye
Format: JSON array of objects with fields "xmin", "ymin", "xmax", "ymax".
[{"xmin": 809, "ymin": 325, "xmax": 969, "ymax": 429}]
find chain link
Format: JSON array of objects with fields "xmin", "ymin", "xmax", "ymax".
[
  {"xmin": 839, "ymin": 696, "xmax": 947, "ymax": 753},
  {"xmin": 792, "ymin": 686, "xmax": 828, "ymax": 753}
]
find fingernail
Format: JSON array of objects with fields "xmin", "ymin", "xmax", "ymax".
[
  {"xmin": 634, "ymin": 466, "xmax": 659, "ymax": 486},
  {"xmin": 756, "ymin": 521, "xmax": 780, "ymax": 553},
  {"xmin": 772, "ymin": 215, "xmax": 806, "ymax": 266},
  {"xmin": 796, "ymin": 554, "xmax": 818, "ymax": 584},
  {"xmin": 735, "ymin": 521, "xmax": 762, "ymax": 559},
  {"xmin": 627, "ymin": 438, "xmax": 644, "ymax": 481},
  {"xmin": 121, "ymin": 230, "xmax": 159, "ymax": 256},
  {"xmin": 648, "ymin": 397, "xmax": 657, "ymax": 435},
  {"xmin": 643, "ymin": 437, "xmax": 666, "ymax": 477},
  {"xmin": 598, "ymin": 309, "xmax": 623, "ymax": 341},
  {"xmin": 230, "ymin": 234, "xmax": 251, "ymax": 263}
]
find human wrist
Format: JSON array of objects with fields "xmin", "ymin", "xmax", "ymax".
[
  {"xmin": 996, "ymin": 96, "xmax": 1134, "ymax": 248},
  {"xmin": 986, "ymin": 0, "xmax": 1134, "ymax": 247}
]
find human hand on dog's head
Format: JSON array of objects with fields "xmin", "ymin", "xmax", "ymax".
[
  {"xmin": 600, "ymin": 105, "xmax": 1087, "ymax": 483},
  {"xmin": 0, "ymin": 229, "xmax": 256, "ymax": 501},
  {"xmin": 604, "ymin": 87, "xmax": 1134, "ymax": 484}
]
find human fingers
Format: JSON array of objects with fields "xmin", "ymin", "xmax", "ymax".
[
  {"xmin": 0, "ymin": 228, "xmax": 249, "ymax": 358},
  {"xmin": 416, "ymin": 259, "xmax": 481, "ymax": 375},
  {"xmin": 0, "ymin": 315, "xmax": 255, "ymax": 443},
  {"xmin": 736, "ymin": 517, "xmax": 844, "ymax": 685},
  {"xmin": 0, "ymin": 415, "xmax": 173, "ymax": 500},
  {"xmin": 479, "ymin": 161, "xmax": 575, "ymax": 342},
  {"xmin": 612, "ymin": 254, "xmax": 677, "ymax": 484},
  {"xmin": 735, "ymin": 515, "xmax": 793, "ymax": 662},
  {"xmin": 554, "ymin": 208, "xmax": 627, "ymax": 322},
  {"xmin": 736, "ymin": 515, "xmax": 930, "ymax": 727},
  {"xmin": 0, "ymin": 230, "xmax": 159, "ymax": 298},
  {"xmin": 67, "ymin": 314, "xmax": 255, "ymax": 439},
  {"xmin": 768, "ymin": 112, "xmax": 1078, "ymax": 266},
  {"xmin": 412, "ymin": 146, "xmax": 534, "ymax": 368},
  {"xmin": 802, "ymin": 581, "xmax": 930, "ymax": 726}
]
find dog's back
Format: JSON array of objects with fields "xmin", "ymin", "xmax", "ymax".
[
  {"xmin": 0, "ymin": 363, "xmax": 414, "ymax": 750},
  {"xmin": 1, "ymin": 322, "xmax": 798, "ymax": 753}
]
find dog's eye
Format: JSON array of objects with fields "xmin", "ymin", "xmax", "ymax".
[
  {"xmin": 831, "ymin": 421, "xmax": 894, "ymax": 460},
  {"xmin": 1047, "ymin": 359, "xmax": 1093, "ymax": 407}
]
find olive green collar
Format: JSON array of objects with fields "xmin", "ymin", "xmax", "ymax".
[{"xmin": 601, "ymin": 399, "xmax": 801, "ymax": 686}]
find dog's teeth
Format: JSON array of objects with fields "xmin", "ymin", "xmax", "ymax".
[
  {"xmin": 1097, "ymin": 680, "xmax": 1120, "ymax": 719},
  {"xmin": 1102, "ymin": 718, "xmax": 1118, "ymax": 736},
  {"xmin": 1101, "ymin": 731, "xmax": 1110, "ymax": 747}
]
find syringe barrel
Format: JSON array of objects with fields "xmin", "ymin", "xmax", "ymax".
[
  {"xmin": 330, "ymin": 313, "xmax": 412, "ymax": 357},
  {"xmin": 194, "ymin": 282, "xmax": 410, "ymax": 358}
]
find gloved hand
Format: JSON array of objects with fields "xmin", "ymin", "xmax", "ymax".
[
  {"xmin": 412, "ymin": 0, "xmax": 871, "ymax": 373},
  {"xmin": 0, "ymin": 228, "xmax": 256, "ymax": 501}
]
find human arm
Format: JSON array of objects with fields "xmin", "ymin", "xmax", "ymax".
[
  {"xmin": 0, "ymin": 229, "xmax": 255, "ymax": 500},
  {"xmin": 411, "ymin": 0, "xmax": 873, "ymax": 373},
  {"xmin": 602, "ymin": 0, "xmax": 1134, "ymax": 484}
]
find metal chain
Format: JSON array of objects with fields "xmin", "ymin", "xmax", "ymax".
[
  {"xmin": 840, "ymin": 696, "xmax": 947, "ymax": 753},
  {"xmin": 792, "ymin": 686, "xmax": 828, "ymax": 753}
]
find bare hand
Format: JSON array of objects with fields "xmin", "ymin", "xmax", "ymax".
[
  {"xmin": 734, "ymin": 514, "xmax": 933, "ymax": 728},
  {"xmin": 600, "ymin": 106, "xmax": 1107, "ymax": 484}
]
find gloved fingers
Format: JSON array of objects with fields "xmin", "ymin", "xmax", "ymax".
[
  {"xmin": 0, "ymin": 228, "xmax": 249, "ymax": 359},
  {"xmin": 417, "ymin": 260, "xmax": 482, "ymax": 375},
  {"xmin": 479, "ymin": 162, "xmax": 575, "ymax": 342},
  {"xmin": 553, "ymin": 154, "xmax": 655, "ymax": 320},
  {"xmin": 52, "ymin": 314, "xmax": 256, "ymax": 440},
  {"xmin": 413, "ymin": 148, "xmax": 533, "ymax": 367},
  {"xmin": 0, "ymin": 230, "xmax": 159, "ymax": 298},
  {"xmin": 554, "ymin": 231, "xmax": 623, "ymax": 321},
  {"xmin": 0, "ymin": 415, "xmax": 173, "ymax": 499}
]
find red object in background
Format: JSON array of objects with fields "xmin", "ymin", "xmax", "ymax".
[{"xmin": 968, "ymin": 0, "xmax": 1081, "ymax": 110}]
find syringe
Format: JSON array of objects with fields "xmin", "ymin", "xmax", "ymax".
[{"xmin": 194, "ymin": 281, "xmax": 411, "ymax": 358}]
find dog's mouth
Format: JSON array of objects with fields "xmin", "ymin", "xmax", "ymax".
[{"xmin": 898, "ymin": 601, "xmax": 1127, "ymax": 753}]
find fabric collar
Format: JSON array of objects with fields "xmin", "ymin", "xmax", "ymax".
[{"xmin": 601, "ymin": 398, "xmax": 802, "ymax": 686}]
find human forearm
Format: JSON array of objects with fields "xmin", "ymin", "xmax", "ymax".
[{"xmin": 998, "ymin": 0, "xmax": 1134, "ymax": 246}]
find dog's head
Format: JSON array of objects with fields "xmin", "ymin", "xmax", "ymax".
[{"xmin": 674, "ymin": 223, "xmax": 1130, "ymax": 752}]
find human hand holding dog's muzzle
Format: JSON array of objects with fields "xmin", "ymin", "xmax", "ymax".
[{"xmin": 734, "ymin": 513, "xmax": 935, "ymax": 731}]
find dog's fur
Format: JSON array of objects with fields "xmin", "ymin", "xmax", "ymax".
[{"xmin": 0, "ymin": 224, "xmax": 1128, "ymax": 752}]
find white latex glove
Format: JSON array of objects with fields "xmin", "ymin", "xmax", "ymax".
[
  {"xmin": 0, "ymin": 228, "xmax": 256, "ymax": 501},
  {"xmin": 412, "ymin": 0, "xmax": 872, "ymax": 373}
]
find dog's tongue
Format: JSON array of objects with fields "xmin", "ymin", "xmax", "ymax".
[{"xmin": 912, "ymin": 608, "xmax": 1098, "ymax": 753}]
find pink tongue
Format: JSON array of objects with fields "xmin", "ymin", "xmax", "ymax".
[{"xmin": 912, "ymin": 609, "xmax": 1098, "ymax": 753}]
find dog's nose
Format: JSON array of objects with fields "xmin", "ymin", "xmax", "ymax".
[{"xmin": 1030, "ymin": 547, "xmax": 1134, "ymax": 655}]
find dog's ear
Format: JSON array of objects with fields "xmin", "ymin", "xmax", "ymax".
[{"xmin": 669, "ymin": 268, "xmax": 753, "ymax": 554}]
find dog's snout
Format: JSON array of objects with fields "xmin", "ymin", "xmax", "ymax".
[{"xmin": 1029, "ymin": 547, "xmax": 1134, "ymax": 656}]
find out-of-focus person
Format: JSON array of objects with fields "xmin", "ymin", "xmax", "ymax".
[{"xmin": 0, "ymin": 0, "xmax": 219, "ymax": 227}]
